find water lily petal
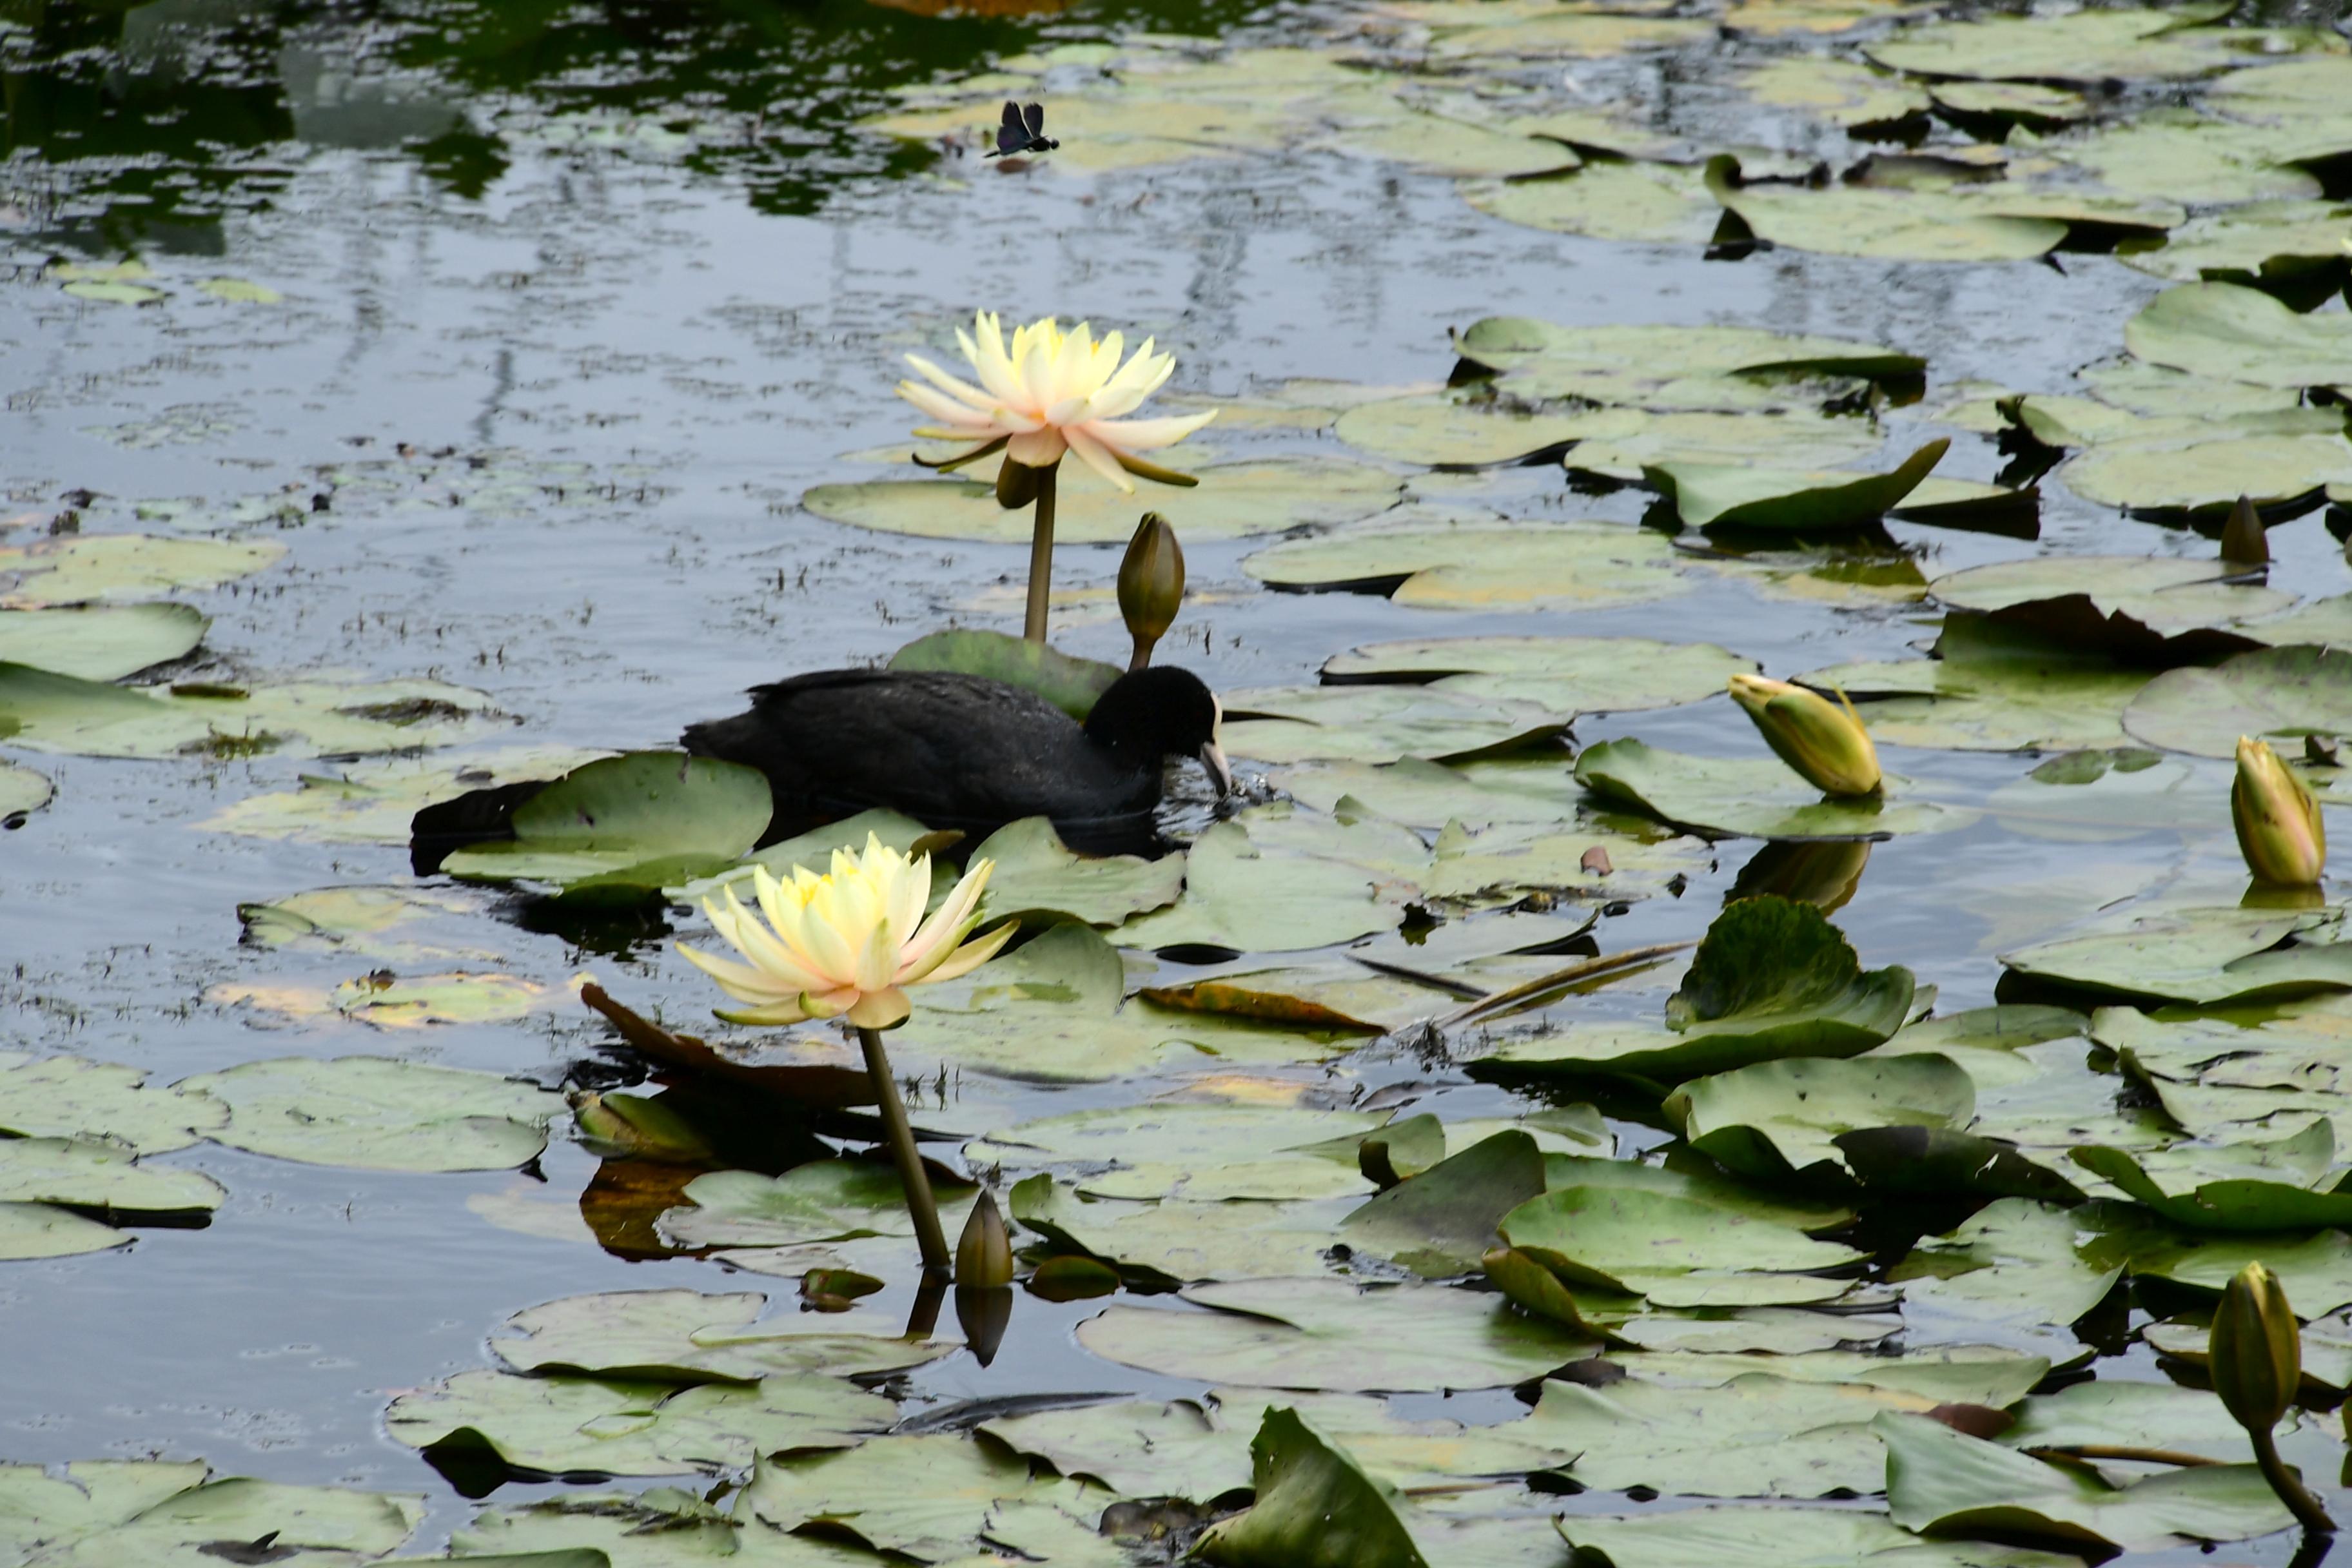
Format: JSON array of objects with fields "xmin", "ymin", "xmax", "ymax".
[
  {"xmin": 1008, "ymin": 427, "xmax": 1068, "ymax": 467},
  {"xmin": 716, "ymin": 998, "xmax": 816, "ymax": 1025},
  {"xmin": 901, "ymin": 353, "xmax": 998, "ymax": 413},
  {"xmin": 898, "ymin": 380, "xmax": 1005, "ymax": 431},
  {"xmin": 1088, "ymin": 409, "xmax": 1219, "ymax": 453},
  {"xmin": 1063, "ymin": 424, "xmax": 1134, "ymax": 493},
  {"xmin": 846, "ymin": 986, "xmax": 912, "ymax": 1030},
  {"xmin": 920, "ymin": 919, "xmax": 1018, "ymax": 985}
]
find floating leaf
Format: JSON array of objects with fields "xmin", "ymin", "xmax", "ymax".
[
  {"xmin": 1340, "ymin": 1131, "xmax": 1548, "ymax": 1277},
  {"xmin": 236, "ymin": 886, "xmax": 493, "ymax": 962},
  {"xmin": 1332, "ymin": 391, "xmax": 1595, "ymax": 467},
  {"xmin": 0, "ymin": 534, "xmax": 284, "ymax": 607},
  {"xmin": 2125, "ymin": 644, "xmax": 2352, "ymax": 758},
  {"xmin": 1011, "ymin": 1175, "xmax": 1347, "ymax": 1284},
  {"xmin": 2064, "ymin": 431, "xmax": 2352, "ymax": 515},
  {"xmin": 1, "ymin": 762, "xmax": 53, "ymax": 819},
  {"xmin": 1927, "ymin": 556, "xmax": 2290, "ymax": 635},
  {"xmin": 0, "ymin": 1057, "xmax": 227, "ymax": 1153},
  {"xmin": 1243, "ymin": 518, "xmax": 1690, "ymax": 611},
  {"xmin": 1500, "ymin": 1185, "xmax": 1866, "ymax": 1303},
  {"xmin": 803, "ymin": 457, "xmax": 1402, "ymax": 544},
  {"xmin": 489, "ymin": 1288, "xmax": 952, "ymax": 1383},
  {"xmin": 178, "ymin": 1055, "xmax": 562, "ymax": 1171},
  {"xmin": 1451, "ymin": 317, "xmax": 1921, "ymax": 404},
  {"xmin": 1745, "ymin": 57, "xmax": 1928, "ymax": 126},
  {"xmin": 0, "ymin": 1203, "xmax": 128, "ymax": 1260},
  {"xmin": 1558, "ymin": 1505, "xmax": 2081, "ymax": 1567},
  {"xmin": 1, "ymin": 1471, "xmax": 424, "ymax": 1567},
  {"xmin": 1322, "ymin": 634, "xmax": 1754, "ymax": 714},
  {"xmin": 0, "ymin": 663, "xmax": 504, "ymax": 760},
  {"xmin": 1668, "ymin": 1053, "xmax": 1976, "ymax": 1184},
  {"xmin": 0, "ymin": 603, "xmax": 206, "ymax": 680},
  {"xmin": 2071, "ymin": 1122, "xmax": 2352, "ymax": 1231},
  {"xmin": 1887, "ymin": 1199, "xmax": 2126, "ymax": 1352},
  {"xmin": 2002, "ymin": 904, "xmax": 2352, "ymax": 1007},
  {"xmin": 2124, "ymin": 280, "xmax": 2352, "ymax": 389},
  {"xmin": 442, "ymin": 752, "xmax": 770, "ymax": 890},
  {"xmin": 660, "ymin": 1159, "xmax": 975, "ymax": 1250},
  {"xmin": 0, "ymin": 1138, "xmax": 224, "ymax": 1214},
  {"xmin": 963, "ymin": 816, "xmax": 1184, "ymax": 926},
  {"xmin": 1107, "ymin": 807, "xmax": 1419, "ymax": 952},
  {"xmin": 1574, "ymin": 738, "xmax": 1963, "ymax": 840},
  {"xmin": 1645, "ymin": 438, "xmax": 1948, "ymax": 531},
  {"xmin": 1708, "ymin": 159, "xmax": 2171, "ymax": 264},
  {"xmin": 199, "ymin": 746, "xmax": 612, "ymax": 845},
  {"xmin": 966, "ymin": 1102, "xmax": 1386, "ymax": 1201},
  {"xmin": 1220, "ymin": 685, "xmax": 1568, "ymax": 766},
  {"xmin": 676, "ymin": 807, "xmax": 930, "ymax": 904},
  {"xmin": 1865, "ymin": 6, "xmax": 2279, "ymax": 84},
  {"xmin": 1802, "ymin": 643, "xmax": 2153, "ymax": 753},
  {"xmin": 885, "ymin": 629, "xmax": 1121, "ymax": 720},
  {"xmin": 1196, "ymin": 1409, "xmax": 1428, "ymax": 1568},
  {"xmin": 742, "ymin": 1434, "xmax": 1099, "ymax": 1562}
]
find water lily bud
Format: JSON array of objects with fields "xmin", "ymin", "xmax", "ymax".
[
  {"xmin": 1727, "ymin": 674, "xmax": 1882, "ymax": 797},
  {"xmin": 956, "ymin": 1188, "xmax": 1014, "ymax": 1288},
  {"xmin": 2233, "ymin": 736, "xmax": 2326, "ymax": 887},
  {"xmin": 996, "ymin": 455, "xmax": 1044, "ymax": 509},
  {"xmin": 1117, "ymin": 512, "xmax": 1186, "ymax": 671},
  {"xmin": 2220, "ymin": 494, "xmax": 2269, "ymax": 567},
  {"xmin": 569, "ymin": 1090, "xmax": 714, "ymax": 1163},
  {"xmin": 2211, "ymin": 1260, "xmax": 2300, "ymax": 1433}
]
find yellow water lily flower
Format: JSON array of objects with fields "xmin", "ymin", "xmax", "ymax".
[
  {"xmin": 897, "ymin": 311, "xmax": 1217, "ymax": 492},
  {"xmin": 676, "ymin": 834, "xmax": 1014, "ymax": 1030}
]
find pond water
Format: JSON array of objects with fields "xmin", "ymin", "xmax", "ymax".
[{"xmin": 9, "ymin": 0, "xmax": 2352, "ymax": 1560}]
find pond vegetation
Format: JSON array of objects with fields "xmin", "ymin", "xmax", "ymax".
[{"xmin": 10, "ymin": 0, "xmax": 2352, "ymax": 1560}]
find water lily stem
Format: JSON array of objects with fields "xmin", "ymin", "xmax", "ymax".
[
  {"xmin": 1023, "ymin": 464, "xmax": 1058, "ymax": 644},
  {"xmin": 856, "ymin": 1025, "xmax": 950, "ymax": 1275},
  {"xmin": 2252, "ymin": 1424, "xmax": 2335, "ymax": 1534}
]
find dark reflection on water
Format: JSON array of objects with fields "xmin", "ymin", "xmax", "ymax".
[{"xmin": 2, "ymin": 0, "xmax": 1262, "ymax": 252}]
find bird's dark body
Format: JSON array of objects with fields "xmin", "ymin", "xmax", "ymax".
[{"xmin": 681, "ymin": 669, "xmax": 1160, "ymax": 828}]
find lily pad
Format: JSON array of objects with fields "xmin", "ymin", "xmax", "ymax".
[
  {"xmin": 1927, "ymin": 556, "xmax": 2290, "ymax": 634},
  {"xmin": 1340, "ymin": 1131, "xmax": 1548, "ymax": 1277},
  {"xmin": 1272, "ymin": 756, "xmax": 1580, "ymax": 830},
  {"xmin": 892, "ymin": 921, "xmax": 1358, "ymax": 1081},
  {"xmin": 1745, "ymin": 56, "xmax": 1928, "ymax": 127},
  {"xmin": 1453, "ymin": 317, "xmax": 1923, "ymax": 400},
  {"xmin": 965, "ymin": 816, "xmax": 1185, "ymax": 926},
  {"xmin": 448, "ymin": 1487, "xmax": 848, "ymax": 1567},
  {"xmin": 2123, "ymin": 280, "xmax": 2352, "ymax": 389},
  {"xmin": 8, "ymin": 1473, "xmax": 426, "ymax": 1567},
  {"xmin": 1886, "ymin": 1199, "xmax": 2123, "ymax": 1351},
  {"xmin": 1424, "ymin": 816, "xmax": 1716, "ymax": 907},
  {"xmin": 1242, "ymin": 518, "xmax": 1690, "ymax": 611},
  {"xmin": 1645, "ymin": 439, "xmax": 1948, "ymax": 531},
  {"xmin": 965, "ymin": 1102, "xmax": 1387, "ymax": 1201},
  {"xmin": 1877, "ymin": 1411, "xmax": 2291, "ymax": 1553},
  {"xmin": 1558, "ymin": 1505, "xmax": 2080, "ymax": 1567},
  {"xmin": 199, "ymin": 746, "xmax": 613, "ymax": 845},
  {"xmin": 1499, "ymin": 1185, "xmax": 1866, "ymax": 1302},
  {"xmin": 1322, "ymin": 634, "xmax": 1754, "ymax": 714},
  {"xmin": 489, "ymin": 1288, "xmax": 953, "ymax": 1383},
  {"xmin": 802, "ymin": 457, "xmax": 1402, "ymax": 544},
  {"xmin": 1106, "ymin": 808, "xmax": 1418, "ymax": 952},
  {"xmin": 0, "ymin": 1057, "xmax": 228, "ymax": 1153},
  {"xmin": 660, "ymin": 1160, "xmax": 975, "ymax": 1250},
  {"xmin": 886, "ymin": 629, "xmax": 1121, "ymax": 720},
  {"xmin": 1462, "ymin": 161, "xmax": 1740, "ymax": 246},
  {"xmin": 1195, "ymin": 1409, "xmax": 1427, "ymax": 1568},
  {"xmin": 1332, "ymin": 391, "xmax": 1596, "ymax": 468},
  {"xmin": 1800, "ymin": 648, "xmax": 2153, "ymax": 753},
  {"xmin": 0, "ymin": 663, "xmax": 504, "ymax": 760},
  {"xmin": 2071, "ymin": 1123, "xmax": 2352, "ymax": 1231},
  {"xmin": 2064, "ymin": 431, "xmax": 2352, "ymax": 515},
  {"xmin": 1, "ymin": 762, "xmax": 54, "ymax": 819},
  {"xmin": 743, "ymin": 1434, "xmax": 1102, "ymax": 1562},
  {"xmin": 1707, "ymin": 159, "xmax": 2176, "ymax": 264},
  {"xmin": 1077, "ymin": 1277, "xmax": 1595, "ymax": 1391},
  {"xmin": 386, "ymin": 1367, "xmax": 895, "ymax": 1476},
  {"xmin": 236, "ymin": 886, "xmax": 493, "ymax": 962},
  {"xmin": 1574, "ymin": 739, "xmax": 1962, "ymax": 840},
  {"xmin": 1863, "ymin": 6, "xmax": 2282, "ymax": 85},
  {"xmin": 0, "ymin": 1203, "xmax": 130, "ymax": 1260},
  {"xmin": 1011, "ymin": 1175, "xmax": 1348, "ymax": 1284},
  {"xmin": 2002, "ymin": 904, "xmax": 2352, "ymax": 1007},
  {"xmin": 1667, "ymin": 1053, "xmax": 1975, "ymax": 1184},
  {"xmin": 2124, "ymin": 644, "xmax": 2352, "ymax": 758},
  {"xmin": 0, "ymin": 603, "xmax": 206, "ymax": 680},
  {"xmin": 177, "ymin": 1055, "xmax": 562, "ymax": 1171},
  {"xmin": 0, "ymin": 534, "xmax": 284, "ymax": 607},
  {"xmin": 442, "ymin": 752, "xmax": 772, "ymax": 890},
  {"xmin": 676, "ymin": 808, "xmax": 930, "ymax": 904},
  {"xmin": 0, "ymin": 1138, "xmax": 224, "ymax": 1214},
  {"xmin": 1220, "ymin": 685, "xmax": 1567, "ymax": 767}
]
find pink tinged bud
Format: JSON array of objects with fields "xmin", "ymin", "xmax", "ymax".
[{"xmin": 2235, "ymin": 736, "xmax": 2326, "ymax": 887}]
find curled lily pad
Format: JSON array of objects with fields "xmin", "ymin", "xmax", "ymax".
[
  {"xmin": 1644, "ymin": 438, "xmax": 1948, "ymax": 531},
  {"xmin": 2122, "ymin": 201, "xmax": 2352, "ymax": 294},
  {"xmin": 1664, "ymin": 895, "xmax": 1917, "ymax": 1059},
  {"xmin": 802, "ymin": 457, "xmax": 1402, "ymax": 544},
  {"xmin": 0, "ymin": 663, "xmax": 505, "ymax": 760},
  {"xmin": 0, "ymin": 534, "xmax": 284, "ymax": 607},
  {"xmin": 2124, "ymin": 644, "xmax": 2352, "ymax": 758},
  {"xmin": 1243, "ymin": 518, "xmax": 1690, "ymax": 611},
  {"xmin": 177, "ymin": 1055, "xmax": 562, "ymax": 1172},
  {"xmin": 2123, "ymin": 280, "xmax": 2352, "ymax": 389},
  {"xmin": 442, "ymin": 752, "xmax": 771, "ymax": 890},
  {"xmin": 0, "ymin": 603, "xmax": 206, "ymax": 680},
  {"xmin": 2072, "ymin": 1126, "xmax": 2352, "ymax": 1231},
  {"xmin": 1574, "ymin": 739, "xmax": 1963, "ymax": 840},
  {"xmin": 1322, "ymin": 634, "xmax": 1754, "ymax": 714},
  {"xmin": 1340, "ymin": 1131, "xmax": 1548, "ymax": 1277},
  {"xmin": 1195, "ymin": 1409, "xmax": 1427, "ymax": 1568}
]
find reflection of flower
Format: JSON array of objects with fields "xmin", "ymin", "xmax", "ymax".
[
  {"xmin": 2234, "ymin": 736, "xmax": 2325, "ymax": 887},
  {"xmin": 677, "ymin": 835, "xmax": 1012, "ymax": 1029},
  {"xmin": 898, "ymin": 311, "xmax": 1216, "ymax": 493},
  {"xmin": 1727, "ymin": 674, "xmax": 1881, "ymax": 797}
]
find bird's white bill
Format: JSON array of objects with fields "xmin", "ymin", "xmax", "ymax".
[{"xmin": 1199, "ymin": 741, "xmax": 1234, "ymax": 797}]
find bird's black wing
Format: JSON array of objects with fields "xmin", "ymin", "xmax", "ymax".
[
  {"xmin": 994, "ymin": 101, "xmax": 1027, "ymax": 155},
  {"xmin": 1023, "ymin": 101, "xmax": 1046, "ymax": 140}
]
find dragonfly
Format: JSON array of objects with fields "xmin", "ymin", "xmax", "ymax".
[{"xmin": 987, "ymin": 101, "xmax": 1059, "ymax": 159}]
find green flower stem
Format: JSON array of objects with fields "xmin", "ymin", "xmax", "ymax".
[
  {"xmin": 856, "ymin": 1025, "xmax": 950, "ymax": 1275},
  {"xmin": 2251, "ymin": 1424, "xmax": 2336, "ymax": 1534},
  {"xmin": 1023, "ymin": 463, "xmax": 1057, "ymax": 644}
]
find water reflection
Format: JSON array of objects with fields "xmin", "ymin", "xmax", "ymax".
[{"xmin": 2, "ymin": 0, "xmax": 1256, "ymax": 253}]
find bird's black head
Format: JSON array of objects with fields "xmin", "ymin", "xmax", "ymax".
[{"xmin": 1083, "ymin": 665, "xmax": 1231, "ymax": 795}]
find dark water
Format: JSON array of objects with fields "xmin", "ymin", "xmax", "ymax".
[{"xmin": 3, "ymin": 0, "xmax": 2351, "ymax": 1557}]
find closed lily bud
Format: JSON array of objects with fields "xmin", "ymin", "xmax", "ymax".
[
  {"xmin": 995, "ymin": 454, "xmax": 1045, "ymax": 510},
  {"xmin": 2211, "ymin": 1260, "xmax": 2300, "ymax": 1433},
  {"xmin": 2221, "ymin": 494, "xmax": 2269, "ymax": 567},
  {"xmin": 1118, "ymin": 512, "xmax": 1186, "ymax": 671},
  {"xmin": 2235, "ymin": 737, "xmax": 2326, "ymax": 887},
  {"xmin": 1727, "ymin": 674, "xmax": 1882, "ymax": 797},
  {"xmin": 956, "ymin": 1188, "xmax": 1014, "ymax": 1288}
]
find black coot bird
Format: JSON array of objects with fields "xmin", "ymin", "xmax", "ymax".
[{"xmin": 681, "ymin": 665, "xmax": 1230, "ymax": 850}]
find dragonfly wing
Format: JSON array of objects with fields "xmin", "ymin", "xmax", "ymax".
[
  {"xmin": 995, "ymin": 101, "xmax": 1026, "ymax": 153},
  {"xmin": 1023, "ymin": 101, "xmax": 1046, "ymax": 139}
]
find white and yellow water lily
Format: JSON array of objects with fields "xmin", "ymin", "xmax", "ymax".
[
  {"xmin": 677, "ymin": 834, "xmax": 1014, "ymax": 1030},
  {"xmin": 897, "ymin": 310, "xmax": 1217, "ymax": 493}
]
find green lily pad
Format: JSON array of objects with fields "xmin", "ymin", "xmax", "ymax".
[
  {"xmin": 1271, "ymin": 756, "xmax": 1578, "ymax": 830},
  {"xmin": 893, "ymin": 920, "xmax": 1358, "ymax": 1081},
  {"xmin": 2124, "ymin": 644, "xmax": 2352, "ymax": 758},
  {"xmin": 442, "ymin": 752, "xmax": 772, "ymax": 889},
  {"xmin": 0, "ymin": 1202, "xmax": 130, "ymax": 1260},
  {"xmin": 1558, "ymin": 1505, "xmax": 2081, "ymax": 1567},
  {"xmin": 963, "ymin": 816, "xmax": 1186, "ymax": 926},
  {"xmin": 2094, "ymin": 997, "xmax": 2352, "ymax": 1138},
  {"xmin": 743, "ymin": 1434, "xmax": 1101, "ymax": 1562},
  {"xmin": 1928, "ymin": 556, "xmax": 2291, "ymax": 633},
  {"xmin": 449, "ymin": 1487, "xmax": 855, "ymax": 1567},
  {"xmin": 1645, "ymin": 438, "xmax": 1948, "ymax": 531},
  {"xmin": 1541, "ymin": 1155, "xmax": 1857, "ymax": 1233},
  {"xmin": 1611, "ymin": 1346, "xmax": 2048, "ymax": 1406},
  {"xmin": 177, "ymin": 1055, "xmax": 562, "ymax": 1171},
  {"xmin": 1707, "ymin": 158, "xmax": 2177, "ymax": 264},
  {"xmin": 1322, "ymin": 104, "xmax": 1580, "ymax": 179},
  {"xmin": 1452, "ymin": 316, "xmax": 1921, "ymax": 404},
  {"xmin": 1876, "ymin": 1411, "xmax": 2291, "ymax": 1554},
  {"xmin": 1196, "ymin": 1409, "xmax": 1427, "ymax": 1568},
  {"xmin": 1340, "ymin": 1132, "xmax": 1548, "ymax": 1277},
  {"xmin": 1242, "ymin": 518, "xmax": 1690, "ymax": 611},
  {"xmin": 1424, "ymin": 816, "xmax": 1716, "ymax": 908},
  {"xmin": 2063, "ymin": 431, "xmax": 2352, "ymax": 514},
  {"xmin": 1886, "ymin": 1199, "xmax": 2124, "ymax": 1352},
  {"xmin": 0, "ymin": 603, "xmax": 206, "ymax": 680},
  {"xmin": 9, "ymin": 1473, "xmax": 426, "ymax": 1568},
  {"xmin": 1574, "ymin": 739, "xmax": 1962, "ymax": 841},
  {"xmin": 1322, "ymin": 634, "xmax": 1755, "ymax": 715},
  {"xmin": 489, "ymin": 1288, "xmax": 953, "ymax": 1383},
  {"xmin": 1, "ymin": 761, "xmax": 53, "ymax": 818},
  {"xmin": 1462, "ymin": 161, "xmax": 1729, "ymax": 245},
  {"xmin": 236, "ymin": 886, "xmax": 493, "ymax": 962},
  {"xmin": 885, "ymin": 629, "xmax": 1121, "ymax": 720},
  {"xmin": 979, "ymin": 1395, "xmax": 1262, "ymax": 1504},
  {"xmin": 1011, "ymin": 1175, "xmax": 1348, "ymax": 1284},
  {"xmin": 1930, "ymin": 80, "xmax": 2091, "ymax": 128},
  {"xmin": 1745, "ymin": 56, "xmax": 1929, "ymax": 127},
  {"xmin": 1661, "ymin": 895, "xmax": 1918, "ymax": 1058},
  {"xmin": 1800, "ymin": 649, "xmax": 2154, "ymax": 753},
  {"xmin": 387, "ymin": 1368, "xmax": 895, "ymax": 1476},
  {"xmin": 0, "ymin": 534, "xmax": 284, "ymax": 607},
  {"xmin": 1077, "ymin": 1277, "xmax": 1596, "ymax": 1391},
  {"xmin": 2123, "ymin": 280, "xmax": 2352, "ymax": 389},
  {"xmin": 802, "ymin": 457, "xmax": 1403, "ymax": 544},
  {"xmin": 199, "ymin": 746, "xmax": 613, "ymax": 845},
  {"xmin": 1106, "ymin": 808, "xmax": 1418, "ymax": 952},
  {"xmin": 662, "ymin": 1160, "xmax": 974, "ymax": 1250},
  {"xmin": 966, "ymin": 1102, "xmax": 1386, "ymax": 1201},
  {"xmin": 2003, "ymin": 903, "xmax": 2352, "ymax": 1006},
  {"xmin": 2071, "ymin": 1122, "xmax": 2352, "ymax": 1230},
  {"xmin": 0, "ymin": 1057, "xmax": 228, "ymax": 1153},
  {"xmin": 0, "ymin": 1138, "xmax": 224, "ymax": 1214},
  {"xmin": 2048, "ymin": 113, "xmax": 2329, "ymax": 206},
  {"xmin": 0, "ymin": 662, "xmax": 504, "ymax": 760},
  {"xmin": 1221, "ymin": 685, "xmax": 1567, "ymax": 767},
  {"xmin": 1401, "ymin": 2, "xmax": 1712, "ymax": 60},
  {"xmin": 1331, "ymin": 391, "xmax": 1596, "ymax": 468},
  {"xmin": 1667, "ymin": 1052, "xmax": 1975, "ymax": 1184},
  {"xmin": 1498, "ymin": 1186, "xmax": 1866, "ymax": 1303},
  {"xmin": 1864, "ymin": 6, "xmax": 2278, "ymax": 84},
  {"xmin": 2107, "ymin": 1215, "xmax": 2352, "ymax": 1315},
  {"xmin": 1565, "ymin": 409, "xmax": 1888, "ymax": 482}
]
